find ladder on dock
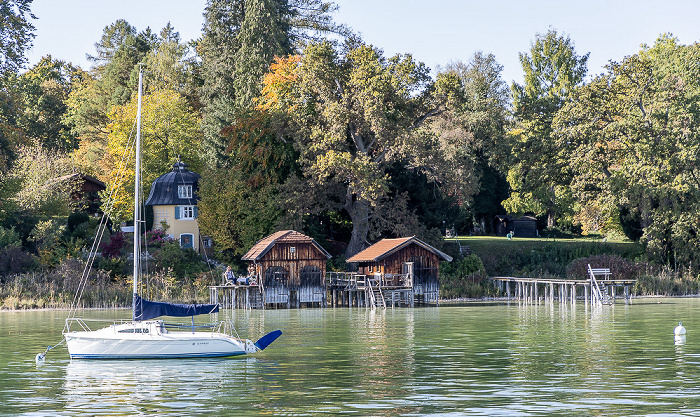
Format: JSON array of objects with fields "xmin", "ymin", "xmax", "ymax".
[
  {"xmin": 366, "ymin": 280, "xmax": 386, "ymax": 310},
  {"xmin": 588, "ymin": 264, "xmax": 613, "ymax": 306}
]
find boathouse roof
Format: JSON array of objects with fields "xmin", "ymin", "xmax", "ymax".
[
  {"xmin": 242, "ymin": 230, "xmax": 332, "ymax": 261},
  {"xmin": 347, "ymin": 236, "xmax": 453, "ymax": 263},
  {"xmin": 145, "ymin": 160, "xmax": 200, "ymax": 206}
]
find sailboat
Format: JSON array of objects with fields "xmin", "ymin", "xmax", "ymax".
[{"xmin": 61, "ymin": 68, "xmax": 281, "ymax": 359}]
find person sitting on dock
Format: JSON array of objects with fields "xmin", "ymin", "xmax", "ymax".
[{"xmin": 224, "ymin": 266, "xmax": 236, "ymax": 285}]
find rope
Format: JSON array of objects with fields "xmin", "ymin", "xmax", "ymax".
[{"xmin": 35, "ymin": 337, "xmax": 66, "ymax": 362}]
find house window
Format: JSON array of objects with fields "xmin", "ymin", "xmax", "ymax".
[
  {"xmin": 180, "ymin": 234, "xmax": 194, "ymax": 248},
  {"xmin": 178, "ymin": 185, "xmax": 193, "ymax": 199},
  {"xmin": 180, "ymin": 205, "xmax": 195, "ymax": 219},
  {"xmin": 202, "ymin": 237, "xmax": 213, "ymax": 248}
]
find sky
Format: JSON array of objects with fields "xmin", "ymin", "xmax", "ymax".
[{"xmin": 24, "ymin": 0, "xmax": 700, "ymax": 86}]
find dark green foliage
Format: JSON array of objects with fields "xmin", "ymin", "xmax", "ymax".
[
  {"xmin": 200, "ymin": 0, "xmax": 293, "ymax": 164},
  {"xmin": 470, "ymin": 164, "xmax": 509, "ymax": 233},
  {"xmin": 0, "ymin": 0, "xmax": 36, "ymax": 77},
  {"xmin": 386, "ymin": 162, "xmax": 463, "ymax": 233},
  {"xmin": 565, "ymin": 254, "xmax": 646, "ymax": 280},
  {"xmin": 150, "ymin": 241, "xmax": 207, "ymax": 279},
  {"xmin": 15, "ymin": 56, "xmax": 82, "ymax": 151},
  {"xmin": 0, "ymin": 246, "xmax": 36, "ymax": 276},
  {"xmin": 465, "ymin": 238, "xmax": 644, "ymax": 277},
  {"xmin": 67, "ymin": 212, "xmax": 90, "ymax": 235},
  {"xmin": 439, "ymin": 254, "xmax": 495, "ymax": 299}
]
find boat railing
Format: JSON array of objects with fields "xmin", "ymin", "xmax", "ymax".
[{"xmin": 64, "ymin": 317, "xmax": 133, "ymax": 333}]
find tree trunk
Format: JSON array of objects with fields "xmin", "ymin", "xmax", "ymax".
[
  {"xmin": 344, "ymin": 199, "xmax": 370, "ymax": 259},
  {"xmin": 547, "ymin": 185, "xmax": 556, "ymax": 228}
]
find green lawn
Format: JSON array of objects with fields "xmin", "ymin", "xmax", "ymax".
[{"xmin": 444, "ymin": 236, "xmax": 644, "ymax": 277}]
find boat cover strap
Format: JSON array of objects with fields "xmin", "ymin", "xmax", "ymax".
[{"xmin": 133, "ymin": 294, "xmax": 219, "ymax": 321}]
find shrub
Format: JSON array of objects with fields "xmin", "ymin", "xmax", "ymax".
[
  {"xmin": 151, "ymin": 241, "xmax": 207, "ymax": 279},
  {"xmin": 566, "ymin": 254, "xmax": 648, "ymax": 280},
  {"xmin": 439, "ymin": 254, "xmax": 494, "ymax": 299},
  {"xmin": 146, "ymin": 228, "xmax": 172, "ymax": 248},
  {"xmin": 101, "ymin": 232, "xmax": 128, "ymax": 258}
]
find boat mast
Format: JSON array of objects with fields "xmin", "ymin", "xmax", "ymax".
[{"xmin": 132, "ymin": 67, "xmax": 143, "ymax": 321}]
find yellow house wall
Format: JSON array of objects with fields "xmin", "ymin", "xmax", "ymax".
[{"xmin": 151, "ymin": 204, "xmax": 204, "ymax": 254}]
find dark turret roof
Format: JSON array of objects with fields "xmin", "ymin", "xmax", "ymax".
[{"xmin": 145, "ymin": 160, "xmax": 201, "ymax": 206}]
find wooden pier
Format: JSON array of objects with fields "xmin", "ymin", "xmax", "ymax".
[
  {"xmin": 326, "ymin": 271, "xmax": 438, "ymax": 308},
  {"xmin": 209, "ymin": 284, "xmax": 264, "ymax": 309},
  {"xmin": 492, "ymin": 276, "xmax": 636, "ymax": 305}
]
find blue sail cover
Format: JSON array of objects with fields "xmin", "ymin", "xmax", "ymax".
[{"xmin": 133, "ymin": 294, "xmax": 219, "ymax": 321}]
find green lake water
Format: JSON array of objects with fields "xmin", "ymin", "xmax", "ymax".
[{"xmin": 2, "ymin": 299, "xmax": 700, "ymax": 416}]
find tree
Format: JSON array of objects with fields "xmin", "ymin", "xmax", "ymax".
[
  {"xmin": 198, "ymin": 109, "xmax": 297, "ymax": 258},
  {"xmin": 260, "ymin": 40, "xmax": 458, "ymax": 257},
  {"xmin": 14, "ymin": 56, "xmax": 83, "ymax": 151},
  {"xmin": 199, "ymin": 0, "xmax": 348, "ymax": 165},
  {"xmin": 7, "ymin": 142, "xmax": 77, "ymax": 216},
  {"xmin": 102, "ymin": 88, "xmax": 203, "ymax": 222},
  {"xmin": 63, "ymin": 20, "xmax": 153, "ymax": 143},
  {"xmin": 0, "ymin": 0, "xmax": 36, "ymax": 77},
  {"xmin": 67, "ymin": 22, "xmax": 197, "ymax": 179},
  {"xmin": 436, "ymin": 52, "xmax": 511, "ymax": 231},
  {"xmin": 555, "ymin": 34, "xmax": 700, "ymax": 264},
  {"xmin": 504, "ymin": 29, "xmax": 589, "ymax": 227}
]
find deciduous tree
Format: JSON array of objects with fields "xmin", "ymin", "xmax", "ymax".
[
  {"xmin": 504, "ymin": 29, "xmax": 589, "ymax": 227},
  {"xmin": 0, "ymin": 0, "xmax": 36, "ymax": 77},
  {"xmin": 260, "ymin": 40, "xmax": 458, "ymax": 257}
]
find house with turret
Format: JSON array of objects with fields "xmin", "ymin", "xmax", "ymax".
[{"xmin": 145, "ymin": 159, "xmax": 212, "ymax": 255}]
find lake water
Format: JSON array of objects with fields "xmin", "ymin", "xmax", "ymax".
[{"xmin": 2, "ymin": 299, "xmax": 700, "ymax": 416}]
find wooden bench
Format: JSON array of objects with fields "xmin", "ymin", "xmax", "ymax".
[{"xmin": 588, "ymin": 264, "xmax": 611, "ymax": 280}]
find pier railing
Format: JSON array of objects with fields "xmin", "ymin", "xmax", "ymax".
[{"xmin": 326, "ymin": 271, "xmax": 412, "ymax": 289}]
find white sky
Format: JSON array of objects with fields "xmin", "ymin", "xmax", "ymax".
[{"xmin": 25, "ymin": 0, "xmax": 700, "ymax": 86}]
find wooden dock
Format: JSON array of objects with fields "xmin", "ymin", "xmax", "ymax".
[
  {"xmin": 492, "ymin": 277, "xmax": 636, "ymax": 305},
  {"xmin": 326, "ymin": 272, "xmax": 437, "ymax": 308},
  {"xmin": 209, "ymin": 284, "xmax": 264, "ymax": 309}
]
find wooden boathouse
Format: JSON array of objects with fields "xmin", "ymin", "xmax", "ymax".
[
  {"xmin": 328, "ymin": 237, "xmax": 453, "ymax": 308},
  {"xmin": 210, "ymin": 230, "xmax": 331, "ymax": 309}
]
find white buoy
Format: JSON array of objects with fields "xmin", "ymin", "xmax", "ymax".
[{"xmin": 674, "ymin": 321, "xmax": 686, "ymax": 336}]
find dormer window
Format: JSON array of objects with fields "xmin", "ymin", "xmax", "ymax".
[{"xmin": 178, "ymin": 185, "xmax": 193, "ymax": 199}]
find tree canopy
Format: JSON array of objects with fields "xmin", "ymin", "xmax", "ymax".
[
  {"xmin": 504, "ymin": 29, "xmax": 589, "ymax": 227},
  {"xmin": 0, "ymin": 0, "xmax": 36, "ymax": 77}
]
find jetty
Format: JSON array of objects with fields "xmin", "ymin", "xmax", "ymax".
[{"xmin": 492, "ymin": 265, "xmax": 635, "ymax": 305}]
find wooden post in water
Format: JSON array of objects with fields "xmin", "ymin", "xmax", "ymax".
[{"xmin": 571, "ymin": 284, "xmax": 576, "ymax": 304}]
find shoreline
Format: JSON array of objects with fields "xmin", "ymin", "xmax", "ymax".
[{"xmin": 3, "ymin": 294, "xmax": 700, "ymax": 312}]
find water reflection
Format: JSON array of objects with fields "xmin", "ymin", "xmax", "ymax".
[
  {"xmin": 63, "ymin": 358, "xmax": 265, "ymax": 415},
  {"xmin": 5, "ymin": 302, "xmax": 700, "ymax": 415}
]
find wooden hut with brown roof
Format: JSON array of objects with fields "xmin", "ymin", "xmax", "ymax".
[
  {"xmin": 242, "ymin": 230, "xmax": 332, "ymax": 308},
  {"xmin": 333, "ymin": 236, "xmax": 452, "ymax": 308}
]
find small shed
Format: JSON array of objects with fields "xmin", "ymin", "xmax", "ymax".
[
  {"xmin": 242, "ymin": 230, "xmax": 332, "ymax": 307},
  {"xmin": 494, "ymin": 215, "xmax": 538, "ymax": 238},
  {"xmin": 51, "ymin": 173, "xmax": 106, "ymax": 215},
  {"xmin": 346, "ymin": 236, "xmax": 452, "ymax": 302}
]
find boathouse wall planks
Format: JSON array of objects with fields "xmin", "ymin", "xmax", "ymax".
[{"xmin": 242, "ymin": 230, "xmax": 331, "ymax": 308}]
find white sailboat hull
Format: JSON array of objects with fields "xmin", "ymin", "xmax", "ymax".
[{"xmin": 64, "ymin": 321, "xmax": 254, "ymax": 359}]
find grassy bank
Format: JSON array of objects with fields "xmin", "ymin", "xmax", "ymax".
[
  {"xmin": 447, "ymin": 236, "xmax": 644, "ymax": 278},
  {"xmin": 439, "ymin": 236, "xmax": 700, "ymax": 299}
]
